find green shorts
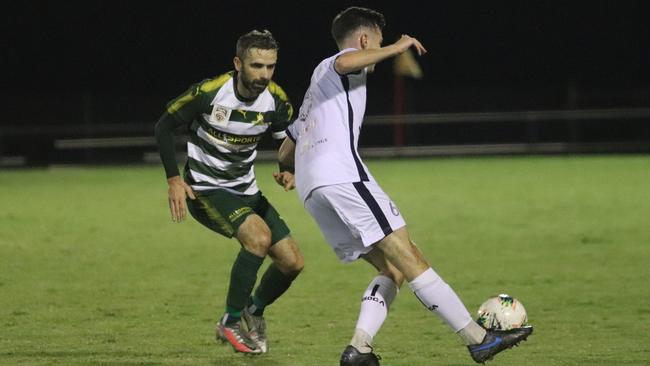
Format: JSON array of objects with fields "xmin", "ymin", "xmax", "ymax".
[{"xmin": 187, "ymin": 189, "xmax": 290, "ymax": 245}]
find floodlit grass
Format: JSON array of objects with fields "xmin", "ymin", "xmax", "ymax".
[{"xmin": 1, "ymin": 156, "xmax": 649, "ymax": 365}]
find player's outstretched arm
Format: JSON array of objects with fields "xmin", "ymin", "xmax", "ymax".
[{"xmin": 335, "ymin": 34, "xmax": 427, "ymax": 74}]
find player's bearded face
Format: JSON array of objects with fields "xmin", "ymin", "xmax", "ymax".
[
  {"xmin": 237, "ymin": 48, "xmax": 277, "ymax": 97},
  {"xmin": 240, "ymin": 69, "xmax": 269, "ymax": 95}
]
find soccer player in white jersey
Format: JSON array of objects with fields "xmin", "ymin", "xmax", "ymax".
[
  {"xmin": 154, "ymin": 30, "xmax": 303, "ymax": 354},
  {"xmin": 277, "ymin": 7, "xmax": 533, "ymax": 365}
]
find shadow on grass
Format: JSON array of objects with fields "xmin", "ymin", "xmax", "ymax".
[
  {"xmin": 0, "ymin": 350, "xmax": 176, "ymax": 365},
  {"xmin": 210, "ymin": 354, "xmax": 282, "ymax": 366},
  {"xmin": 2, "ymin": 350, "xmax": 285, "ymax": 366}
]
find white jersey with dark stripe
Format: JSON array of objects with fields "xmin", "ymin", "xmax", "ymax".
[
  {"xmin": 288, "ymin": 48, "xmax": 375, "ymax": 202},
  {"xmin": 166, "ymin": 71, "xmax": 293, "ymax": 195}
]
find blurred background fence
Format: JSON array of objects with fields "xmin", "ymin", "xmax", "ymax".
[
  {"xmin": 2, "ymin": 106, "xmax": 648, "ymax": 167},
  {"xmin": 2, "ymin": 2, "xmax": 648, "ymax": 168}
]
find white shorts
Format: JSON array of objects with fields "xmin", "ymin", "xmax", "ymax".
[{"xmin": 304, "ymin": 181, "xmax": 406, "ymax": 262}]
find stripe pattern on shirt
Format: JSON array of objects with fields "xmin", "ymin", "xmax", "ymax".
[{"xmin": 165, "ymin": 72, "xmax": 292, "ymax": 195}]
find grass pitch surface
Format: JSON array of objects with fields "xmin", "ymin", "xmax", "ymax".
[{"xmin": 1, "ymin": 156, "xmax": 649, "ymax": 365}]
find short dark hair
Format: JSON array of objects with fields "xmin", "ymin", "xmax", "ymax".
[
  {"xmin": 331, "ymin": 7, "xmax": 386, "ymax": 46},
  {"xmin": 236, "ymin": 30, "xmax": 279, "ymax": 59}
]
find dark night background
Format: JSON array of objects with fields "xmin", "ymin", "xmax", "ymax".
[{"xmin": 1, "ymin": 1, "xmax": 649, "ymax": 164}]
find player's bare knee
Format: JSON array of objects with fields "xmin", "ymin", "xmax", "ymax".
[
  {"xmin": 243, "ymin": 233, "xmax": 272, "ymax": 255},
  {"xmin": 280, "ymin": 260, "xmax": 303, "ymax": 279},
  {"xmin": 286, "ymin": 254, "xmax": 304, "ymax": 278},
  {"xmin": 274, "ymin": 248, "xmax": 304, "ymax": 278},
  {"xmin": 238, "ymin": 217, "xmax": 272, "ymax": 256}
]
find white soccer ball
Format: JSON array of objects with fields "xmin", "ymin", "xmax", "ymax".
[{"xmin": 476, "ymin": 294, "xmax": 528, "ymax": 330}]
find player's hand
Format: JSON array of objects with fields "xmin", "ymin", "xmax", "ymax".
[
  {"xmin": 273, "ymin": 171, "xmax": 295, "ymax": 191},
  {"xmin": 393, "ymin": 34, "xmax": 427, "ymax": 56},
  {"xmin": 167, "ymin": 176, "xmax": 196, "ymax": 222}
]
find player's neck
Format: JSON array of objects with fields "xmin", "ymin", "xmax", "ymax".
[
  {"xmin": 233, "ymin": 72, "xmax": 257, "ymax": 103},
  {"xmin": 339, "ymin": 42, "xmax": 360, "ymax": 51}
]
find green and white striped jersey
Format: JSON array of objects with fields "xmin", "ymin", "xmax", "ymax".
[{"xmin": 166, "ymin": 71, "xmax": 293, "ymax": 195}]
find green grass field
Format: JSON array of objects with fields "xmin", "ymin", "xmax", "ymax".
[{"xmin": 1, "ymin": 156, "xmax": 649, "ymax": 366}]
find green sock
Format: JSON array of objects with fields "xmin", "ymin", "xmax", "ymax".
[
  {"xmin": 223, "ymin": 307, "xmax": 241, "ymax": 324},
  {"xmin": 225, "ymin": 249, "xmax": 264, "ymax": 324},
  {"xmin": 249, "ymin": 263, "xmax": 296, "ymax": 316}
]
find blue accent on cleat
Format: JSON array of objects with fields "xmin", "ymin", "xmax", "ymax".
[
  {"xmin": 468, "ymin": 326, "xmax": 533, "ymax": 363},
  {"xmin": 473, "ymin": 336, "xmax": 502, "ymax": 351}
]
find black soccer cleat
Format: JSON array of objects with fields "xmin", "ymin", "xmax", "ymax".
[
  {"xmin": 467, "ymin": 326, "xmax": 533, "ymax": 363},
  {"xmin": 340, "ymin": 345, "xmax": 381, "ymax": 366}
]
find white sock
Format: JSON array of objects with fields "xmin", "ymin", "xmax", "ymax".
[
  {"xmin": 408, "ymin": 268, "xmax": 473, "ymax": 332},
  {"xmin": 350, "ymin": 275, "xmax": 399, "ymax": 352},
  {"xmin": 350, "ymin": 329, "xmax": 373, "ymax": 353},
  {"xmin": 457, "ymin": 320, "xmax": 487, "ymax": 345}
]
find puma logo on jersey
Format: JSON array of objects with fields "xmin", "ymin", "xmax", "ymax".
[{"xmin": 252, "ymin": 112, "xmax": 265, "ymax": 125}]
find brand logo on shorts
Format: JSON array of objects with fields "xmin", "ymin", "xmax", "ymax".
[
  {"xmin": 389, "ymin": 202, "xmax": 400, "ymax": 216},
  {"xmin": 228, "ymin": 207, "xmax": 252, "ymax": 222}
]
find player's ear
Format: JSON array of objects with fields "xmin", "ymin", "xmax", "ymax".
[
  {"xmin": 233, "ymin": 56, "xmax": 242, "ymax": 71},
  {"xmin": 360, "ymin": 33, "xmax": 368, "ymax": 50}
]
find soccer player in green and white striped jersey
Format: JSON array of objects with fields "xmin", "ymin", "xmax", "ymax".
[{"xmin": 154, "ymin": 30, "xmax": 303, "ymax": 354}]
